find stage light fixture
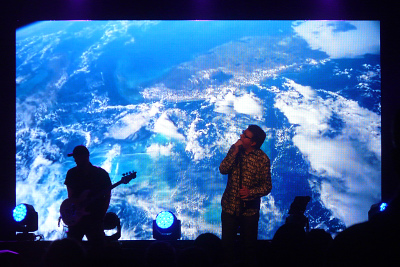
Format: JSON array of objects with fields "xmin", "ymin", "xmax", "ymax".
[
  {"xmin": 153, "ymin": 211, "xmax": 181, "ymax": 240},
  {"xmin": 285, "ymin": 196, "xmax": 311, "ymax": 232},
  {"xmin": 380, "ymin": 202, "xmax": 388, "ymax": 212},
  {"xmin": 104, "ymin": 212, "xmax": 121, "ymax": 241},
  {"xmin": 12, "ymin": 203, "xmax": 38, "ymax": 241},
  {"xmin": 368, "ymin": 202, "xmax": 388, "ymax": 221}
]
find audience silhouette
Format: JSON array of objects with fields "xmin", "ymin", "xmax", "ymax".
[
  {"xmin": 145, "ymin": 241, "xmax": 177, "ymax": 267},
  {"xmin": 42, "ymin": 238, "xmax": 86, "ymax": 267},
  {"xmin": 304, "ymin": 229, "xmax": 333, "ymax": 266},
  {"xmin": 270, "ymin": 223, "xmax": 307, "ymax": 267},
  {"xmin": 177, "ymin": 246, "xmax": 211, "ymax": 267},
  {"xmin": 5, "ymin": 220, "xmax": 399, "ymax": 267},
  {"xmin": 193, "ymin": 233, "xmax": 224, "ymax": 266}
]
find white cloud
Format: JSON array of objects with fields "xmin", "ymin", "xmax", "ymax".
[
  {"xmin": 214, "ymin": 92, "xmax": 263, "ymax": 118},
  {"xmin": 185, "ymin": 116, "xmax": 209, "ymax": 161},
  {"xmin": 233, "ymin": 94, "xmax": 263, "ymax": 118},
  {"xmin": 274, "ymin": 79, "xmax": 381, "ymax": 226},
  {"xmin": 213, "ymin": 92, "xmax": 236, "ymax": 114},
  {"xmin": 106, "ymin": 103, "xmax": 161, "ymax": 139},
  {"xmin": 319, "ymin": 179, "xmax": 379, "ymax": 227},
  {"xmin": 293, "ymin": 20, "xmax": 380, "ymax": 59},
  {"xmin": 146, "ymin": 143, "xmax": 174, "ymax": 158},
  {"xmin": 107, "ymin": 113, "xmax": 149, "ymax": 139},
  {"xmin": 275, "ymin": 79, "xmax": 331, "ymax": 136},
  {"xmin": 100, "ymin": 144, "xmax": 121, "ymax": 172},
  {"xmin": 284, "ymin": 79, "xmax": 316, "ymax": 99},
  {"xmin": 154, "ymin": 113, "xmax": 185, "ymax": 141}
]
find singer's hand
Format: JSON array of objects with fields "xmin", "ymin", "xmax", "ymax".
[
  {"xmin": 239, "ymin": 187, "xmax": 250, "ymax": 199},
  {"xmin": 233, "ymin": 139, "xmax": 243, "ymax": 155}
]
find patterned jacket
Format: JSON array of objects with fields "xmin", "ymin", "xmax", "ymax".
[{"xmin": 220, "ymin": 145, "xmax": 272, "ymax": 216}]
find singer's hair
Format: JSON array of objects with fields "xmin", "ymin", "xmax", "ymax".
[{"xmin": 248, "ymin": 125, "xmax": 266, "ymax": 149}]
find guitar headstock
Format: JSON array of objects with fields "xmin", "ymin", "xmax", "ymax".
[{"xmin": 121, "ymin": 171, "xmax": 137, "ymax": 184}]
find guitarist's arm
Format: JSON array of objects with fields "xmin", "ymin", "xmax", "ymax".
[
  {"xmin": 67, "ymin": 186, "xmax": 76, "ymax": 198},
  {"xmin": 93, "ymin": 167, "xmax": 112, "ymax": 219},
  {"xmin": 100, "ymin": 190, "xmax": 111, "ymax": 218}
]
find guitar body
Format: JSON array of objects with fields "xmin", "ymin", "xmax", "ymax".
[
  {"xmin": 60, "ymin": 197, "xmax": 90, "ymax": 227},
  {"xmin": 60, "ymin": 171, "xmax": 136, "ymax": 227}
]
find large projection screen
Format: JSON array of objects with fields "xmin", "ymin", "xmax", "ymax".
[{"xmin": 15, "ymin": 20, "xmax": 381, "ymax": 240}]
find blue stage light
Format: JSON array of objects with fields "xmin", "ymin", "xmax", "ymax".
[
  {"xmin": 12, "ymin": 203, "xmax": 38, "ymax": 236},
  {"xmin": 155, "ymin": 211, "xmax": 175, "ymax": 229},
  {"xmin": 153, "ymin": 211, "xmax": 181, "ymax": 240},
  {"xmin": 369, "ymin": 202, "xmax": 389, "ymax": 221},
  {"xmin": 380, "ymin": 202, "xmax": 388, "ymax": 212},
  {"xmin": 13, "ymin": 204, "xmax": 28, "ymax": 222},
  {"xmin": 104, "ymin": 212, "xmax": 121, "ymax": 241}
]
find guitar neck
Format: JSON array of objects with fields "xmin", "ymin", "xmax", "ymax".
[
  {"xmin": 83, "ymin": 172, "xmax": 136, "ymax": 205},
  {"xmin": 110, "ymin": 180, "xmax": 124, "ymax": 191}
]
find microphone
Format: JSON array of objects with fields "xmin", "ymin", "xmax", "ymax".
[
  {"xmin": 234, "ymin": 140, "xmax": 244, "ymax": 157},
  {"xmin": 237, "ymin": 145, "xmax": 245, "ymax": 155}
]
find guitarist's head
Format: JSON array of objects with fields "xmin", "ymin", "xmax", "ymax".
[{"xmin": 68, "ymin": 145, "xmax": 90, "ymax": 168}]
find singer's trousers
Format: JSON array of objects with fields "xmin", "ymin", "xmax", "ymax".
[{"xmin": 221, "ymin": 211, "xmax": 259, "ymax": 263}]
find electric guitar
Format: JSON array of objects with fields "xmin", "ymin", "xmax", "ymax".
[{"xmin": 60, "ymin": 171, "xmax": 137, "ymax": 226}]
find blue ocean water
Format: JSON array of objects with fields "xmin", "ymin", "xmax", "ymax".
[{"xmin": 282, "ymin": 56, "xmax": 381, "ymax": 112}]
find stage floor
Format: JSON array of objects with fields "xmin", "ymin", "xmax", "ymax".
[{"xmin": 1, "ymin": 240, "xmax": 272, "ymax": 266}]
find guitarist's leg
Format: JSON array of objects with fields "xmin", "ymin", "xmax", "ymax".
[{"xmin": 67, "ymin": 224, "xmax": 85, "ymax": 242}]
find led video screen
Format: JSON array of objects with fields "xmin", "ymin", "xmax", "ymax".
[{"xmin": 16, "ymin": 20, "xmax": 381, "ymax": 240}]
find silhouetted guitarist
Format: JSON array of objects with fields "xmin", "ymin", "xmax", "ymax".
[{"xmin": 64, "ymin": 145, "xmax": 111, "ymax": 247}]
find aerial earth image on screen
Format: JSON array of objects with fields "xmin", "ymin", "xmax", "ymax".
[{"xmin": 15, "ymin": 20, "xmax": 381, "ymax": 240}]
